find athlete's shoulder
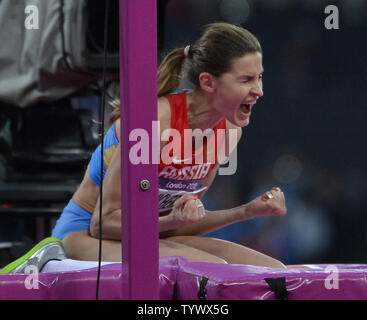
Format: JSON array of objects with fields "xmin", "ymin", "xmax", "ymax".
[
  {"xmin": 158, "ymin": 95, "xmax": 171, "ymax": 114},
  {"xmin": 113, "ymin": 118, "xmax": 121, "ymax": 141}
]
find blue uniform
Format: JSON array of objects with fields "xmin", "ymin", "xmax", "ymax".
[{"xmin": 51, "ymin": 123, "xmax": 119, "ymax": 240}]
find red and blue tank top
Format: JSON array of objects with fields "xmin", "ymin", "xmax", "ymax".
[{"xmin": 89, "ymin": 91, "xmax": 226, "ymax": 214}]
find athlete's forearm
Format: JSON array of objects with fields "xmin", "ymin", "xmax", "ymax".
[
  {"xmin": 90, "ymin": 208, "xmax": 186, "ymax": 240},
  {"xmin": 159, "ymin": 204, "xmax": 254, "ymax": 237}
]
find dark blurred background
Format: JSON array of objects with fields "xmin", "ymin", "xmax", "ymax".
[
  {"xmin": 0, "ymin": 0, "xmax": 366, "ymax": 266},
  {"xmin": 176, "ymin": 0, "xmax": 367, "ymax": 265}
]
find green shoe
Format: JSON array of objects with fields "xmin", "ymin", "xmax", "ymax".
[{"xmin": 0, "ymin": 237, "xmax": 67, "ymax": 274}]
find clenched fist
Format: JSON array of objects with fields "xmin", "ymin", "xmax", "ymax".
[
  {"xmin": 244, "ymin": 187, "xmax": 287, "ymax": 219},
  {"xmin": 164, "ymin": 194, "xmax": 206, "ymax": 230}
]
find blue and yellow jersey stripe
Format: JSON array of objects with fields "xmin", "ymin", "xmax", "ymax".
[{"xmin": 89, "ymin": 123, "xmax": 119, "ymax": 187}]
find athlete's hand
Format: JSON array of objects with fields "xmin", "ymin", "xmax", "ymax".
[
  {"xmin": 168, "ymin": 194, "xmax": 206, "ymax": 228},
  {"xmin": 244, "ymin": 187, "xmax": 287, "ymax": 219}
]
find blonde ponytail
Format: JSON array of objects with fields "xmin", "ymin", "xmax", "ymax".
[
  {"xmin": 105, "ymin": 47, "xmax": 186, "ymax": 126},
  {"xmin": 107, "ymin": 98, "xmax": 120, "ymax": 129},
  {"xmin": 158, "ymin": 48, "xmax": 186, "ymax": 97}
]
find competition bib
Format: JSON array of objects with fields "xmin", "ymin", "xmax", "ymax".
[{"xmin": 158, "ymin": 177, "xmax": 207, "ymax": 215}]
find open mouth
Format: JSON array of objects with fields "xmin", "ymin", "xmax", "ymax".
[{"xmin": 240, "ymin": 103, "xmax": 251, "ymax": 114}]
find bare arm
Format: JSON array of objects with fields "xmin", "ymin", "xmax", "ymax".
[
  {"xmin": 160, "ymin": 187, "xmax": 287, "ymax": 237},
  {"xmin": 160, "ymin": 122, "xmax": 242, "ymax": 237},
  {"xmin": 89, "ymin": 143, "xmax": 122, "ymax": 240},
  {"xmin": 89, "ymin": 144, "xmax": 207, "ymax": 240},
  {"xmin": 89, "ymin": 103, "xmax": 206, "ymax": 240},
  {"xmin": 160, "ymin": 123, "xmax": 287, "ymax": 237},
  {"xmin": 89, "ymin": 117, "xmax": 286, "ymax": 240}
]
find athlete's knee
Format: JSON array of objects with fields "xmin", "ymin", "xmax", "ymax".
[
  {"xmin": 270, "ymin": 259, "xmax": 287, "ymax": 269},
  {"xmin": 204, "ymin": 255, "xmax": 228, "ymax": 264},
  {"xmin": 62, "ymin": 230, "xmax": 89, "ymax": 260}
]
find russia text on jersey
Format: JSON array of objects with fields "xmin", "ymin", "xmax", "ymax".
[{"xmin": 159, "ymin": 163, "xmax": 212, "ymax": 180}]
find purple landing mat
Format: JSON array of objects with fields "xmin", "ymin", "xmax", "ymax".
[{"xmin": 0, "ymin": 257, "xmax": 366, "ymax": 300}]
